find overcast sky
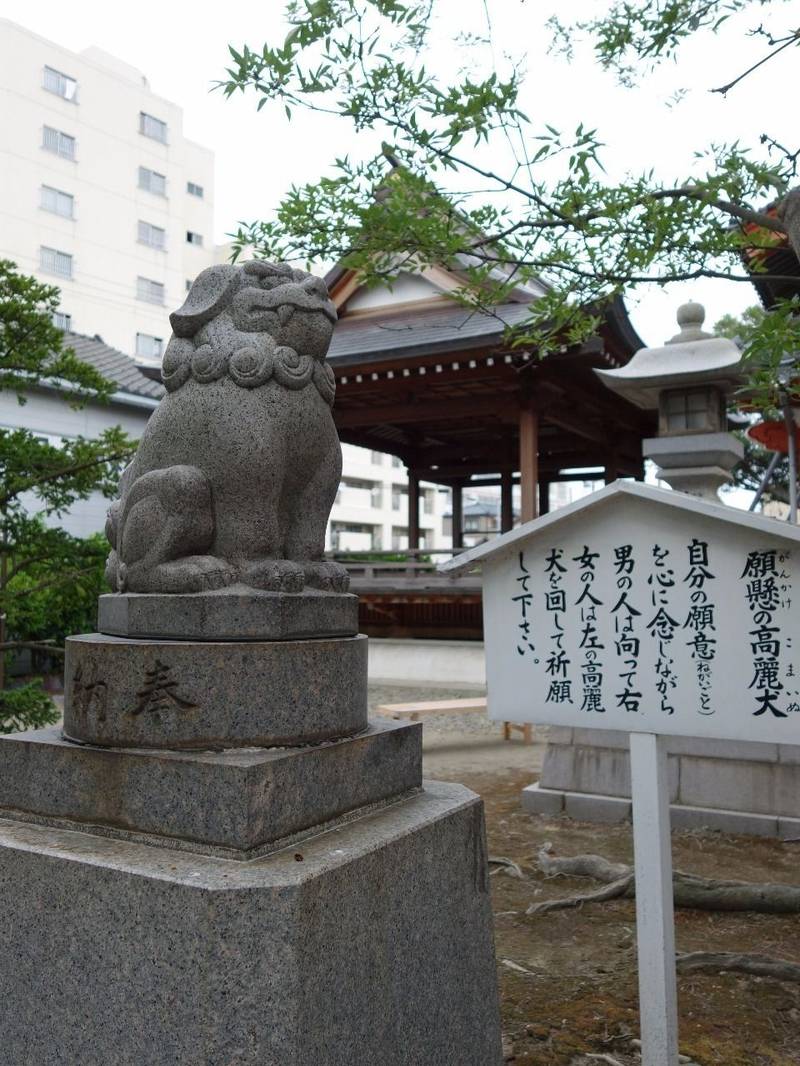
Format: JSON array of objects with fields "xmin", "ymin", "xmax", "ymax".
[{"xmin": 3, "ymin": 0, "xmax": 798, "ymax": 346}]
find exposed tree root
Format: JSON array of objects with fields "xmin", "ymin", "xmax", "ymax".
[
  {"xmin": 489, "ymin": 855, "xmax": 525, "ymax": 879},
  {"xmin": 676, "ymin": 951, "xmax": 800, "ymax": 983},
  {"xmin": 526, "ymin": 874, "xmax": 634, "ymax": 915},
  {"xmin": 532, "ymin": 843, "xmax": 800, "ymax": 914},
  {"xmin": 537, "ymin": 845, "xmax": 630, "ymax": 883}
]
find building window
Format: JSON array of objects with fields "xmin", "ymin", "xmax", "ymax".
[
  {"xmin": 392, "ymin": 487, "xmax": 406, "ymax": 511},
  {"xmin": 43, "ymin": 65, "xmax": 77, "ymax": 101},
  {"xmin": 42, "ymin": 126, "xmax": 75, "ymax": 160},
  {"xmin": 136, "ymin": 276, "xmax": 165, "ymax": 304},
  {"xmin": 135, "ymin": 333, "xmax": 163, "ymax": 360},
  {"xmin": 370, "ymin": 450, "xmax": 384, "ymax": 466},
  {"xmin": 185, "ymin": 278, "xmax": 192, "ymax": 292},
  {"xmin": 371, "ymin": 484, "xmax": 384, "ymax": 509},
  {"xmin": 138, "ymin": 167, "xmax": 167, "ymax": 196},
  {"xmin": 186, "ymin": 181, "xmax": 204, "ymax": 198},
  {"xmin": 40, "ymin": 185, "xmax": 74, "ymax": 219},
  {"xmin": 137, "ymin": 220, "xmax": 166, "ymax": 250},
  {"xmin": 330, "ymin": 522, "xmax": 381, "ymax": 552},
  {"xmin": 186, "ymin": 231, "xmax": 203, "ymax": 247},
  {"xmin": 40, "ymin": 246, "xmax": 72, "ymax": 279},
  {"xmin": 52, "ymin": 311, "xmax": 72, "ymax": 331},
  {"xmin": 391, "ymin": 527, "xmax": 409, "ymax": 551},
  {"xmin": 139, "ymin": 111, "xmax": 167, "ymax": 143},
  {"xmin": 391, "ymin": 456, "xmax": 403, "ymax": 468}
]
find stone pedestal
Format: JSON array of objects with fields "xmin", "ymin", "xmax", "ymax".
[
  {"xmin": 0, "ymin": 781, "xmax": 502, "ymax": 1066},
  {"xmin": 97, "ymin": 586, "xmax": 359, "ymax": 641},
  {"xmin": 0, "ymin": 590, "xmax": 503, "ymax": 1063},
  {"xmin": 0, "ymin": 719, "xmax": 420, "ymax": 858},
  {"xmin": 64, "ymin": 632, "xmax": 368, "ymax": 748},
  {"xmin": 643, "ymin": 432, "xmax": 744, "ymax": 501}
]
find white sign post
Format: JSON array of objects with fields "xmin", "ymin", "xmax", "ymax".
[
  {"xmin": 441, "ymin": 482, "xmax": 800, "ymax": 1066},
  {"xmin": 629, "ymin": 733, "xmax": 678, "ymax": 1066}
]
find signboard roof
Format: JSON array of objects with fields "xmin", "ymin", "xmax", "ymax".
[{"xmin": 440, "ymin": 481, "xmax": 800, "ymax": 575}]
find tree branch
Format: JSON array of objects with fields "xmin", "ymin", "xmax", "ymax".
[
  {"xmin": 712, "ymin": 30, "xmax": 800, "ymax": 96},
  {"xmin": 0, "ymin": 449, "xmax": 131, "ymax": 509},
  {"xmin": 3, "ymin": 566, "xmax": 99, "ymax": 599},
  {"xmin": 0, "ymin": 641, "xmax": 65, "ymax": 656}
]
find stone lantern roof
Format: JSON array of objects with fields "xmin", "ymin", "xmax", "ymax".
[{"xmin": 595, "ymin": 302, "xmax": 744, "ymax": 409}]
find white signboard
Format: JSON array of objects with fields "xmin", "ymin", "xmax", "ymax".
[
  {"xmin": 442, "ymin": 482, "xmax": 800, "ymax": 1066},
  {"xmin": 474, "ymin": 484, "xmax": 800, "ymax": 745}
]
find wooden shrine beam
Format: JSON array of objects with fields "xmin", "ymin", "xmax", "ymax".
[
  {"xmin": 413, "ymin": 453, "xmax": 607, "ymax": 481},
  {"xmin": 414, "ymin": 437, "xmax": 602, "ymax": 473},
  {"xmin": 542, "ymin": 407, "xmax": 606, "ymax": 444},
  {"xmin": 337, "ymin": 427, "xmax": 411, "ymax": 450},
  {"xmin": 535, "ymin": 368, "xmax": 654, "ymax": 435},
  {"xmin": 336, "ymin": 396, "xmax": 516, "ymax": 428},
  {"xmin": 432, "ymin": 469, "xmax": 607, "ymax": 488},
  {"xmin": 333, "ymin": 359, "xmax": 519, "ymax": 396}
]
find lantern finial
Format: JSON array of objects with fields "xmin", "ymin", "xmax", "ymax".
[{"xmin": 668, "ymin": 301, "xmax": 711, "ymax": 344}]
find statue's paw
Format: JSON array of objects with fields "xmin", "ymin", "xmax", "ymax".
[
  {"xmin": 243, "ymin": 560, "xmax": 306, "ymax": 593},
  {"xmin": 303, "ymin": 561, "xmax": 350, "ymax": 593},
  {"xmin": 126, "ymin": 555, "xmax": 237, "ymax": 594}
]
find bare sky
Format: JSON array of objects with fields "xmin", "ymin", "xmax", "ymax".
[{"xmin": 2, "ymin": 0, "xmax": 798, "ymax": 345}]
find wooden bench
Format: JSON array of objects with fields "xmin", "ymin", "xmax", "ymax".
[
  {"xmin": 374, "ymin": 698, "xmax": 534, "ymax": 744},
  {"xmin": 375, "ymin": 697, "xmax": 487, "ymax": 721}
]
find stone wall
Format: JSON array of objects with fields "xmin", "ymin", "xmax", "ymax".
[{"xmin": 526, "ymin": 726, "xmax": 800, "ymax": 838}]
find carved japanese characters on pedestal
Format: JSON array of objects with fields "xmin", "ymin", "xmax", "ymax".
[{"xmin": 105, "ymin": 261, "xmax": 349, "ymax": 594}]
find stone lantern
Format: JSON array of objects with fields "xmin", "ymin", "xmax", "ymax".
[{"xmin": 596, "ymin": 301, "xmax": 745, "ymax": 501}]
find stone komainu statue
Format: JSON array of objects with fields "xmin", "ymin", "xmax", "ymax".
[{"xmin": 105, "ymin": 260, "xmax": 349, "ymax": 594}]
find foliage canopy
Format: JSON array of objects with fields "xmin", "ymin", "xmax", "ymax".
[
  {"xmin": 220, "ymin": 0, "xmax": 800, "ymax": 386},
  {"xmin": 0, "ymin": 261, "xmax": 135, "ymax": 728}
]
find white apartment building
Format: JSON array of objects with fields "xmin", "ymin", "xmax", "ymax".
[
  {"xmin": 0, "ymin": 19, "xmax": 447, "ymax": 550},
  {"xmin": 331, "ymin": 446, "xmax": 447, "ymax": 552},
  {"xmin": 0, "ymin": 19, "xmax": 215, "ymax": 358}
]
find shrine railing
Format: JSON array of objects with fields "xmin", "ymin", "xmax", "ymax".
[{"xmin": 326, "ymin": 548, "xmax": 481, "ymax": 592}]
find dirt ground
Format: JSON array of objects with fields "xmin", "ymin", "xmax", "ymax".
[{"xmin": 370, "ymin": 686, "xmax": 800, "ymax": 1066}]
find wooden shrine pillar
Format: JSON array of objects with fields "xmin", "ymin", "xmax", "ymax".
[
  {"xmin": 519, "ymin": 406, "xmax": 539, "ymax": 523},
  {"xmin": 500, "ymin": 470, "xmax": 514, "ymax": 532},
  {"xmin": 451, "ymin": 483, "xmax": 464, "ymax": 550},
  {"xmin": 538, "ymin": 477, "xmax": 551, "ymax": 516},
  {"xmin": 407, "ymin": 470, "xmax": 421, "ymax": 551}
]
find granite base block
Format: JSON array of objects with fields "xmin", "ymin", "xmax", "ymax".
[
  {"xmin": 522, "ymin": 786, "xmax": 794, "ymax": 839},
  {"xmin": 564, "ymin": 791, "xmax": 633, "ymax": 824},
  {"xmin": 98, "ymin": 586, "xmax": 359, "ymax": 641},
  {"xmin": 0, "ymin": 719, "xmax": 420, "ymax": 858},
  {"xmin": 669, "ymin": 804, "xmax": 778, "ymax": 838},
  {"xmin": 520, "ymin": 783, "xmax": 564, "ymax": 817},
  {"xmin": 63, "ymin": 632, "xmax": 367, "ymax": 749},
  {"xmin": 0, "ymin": 780, "xmax": 503, "ymax": 1066}
]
